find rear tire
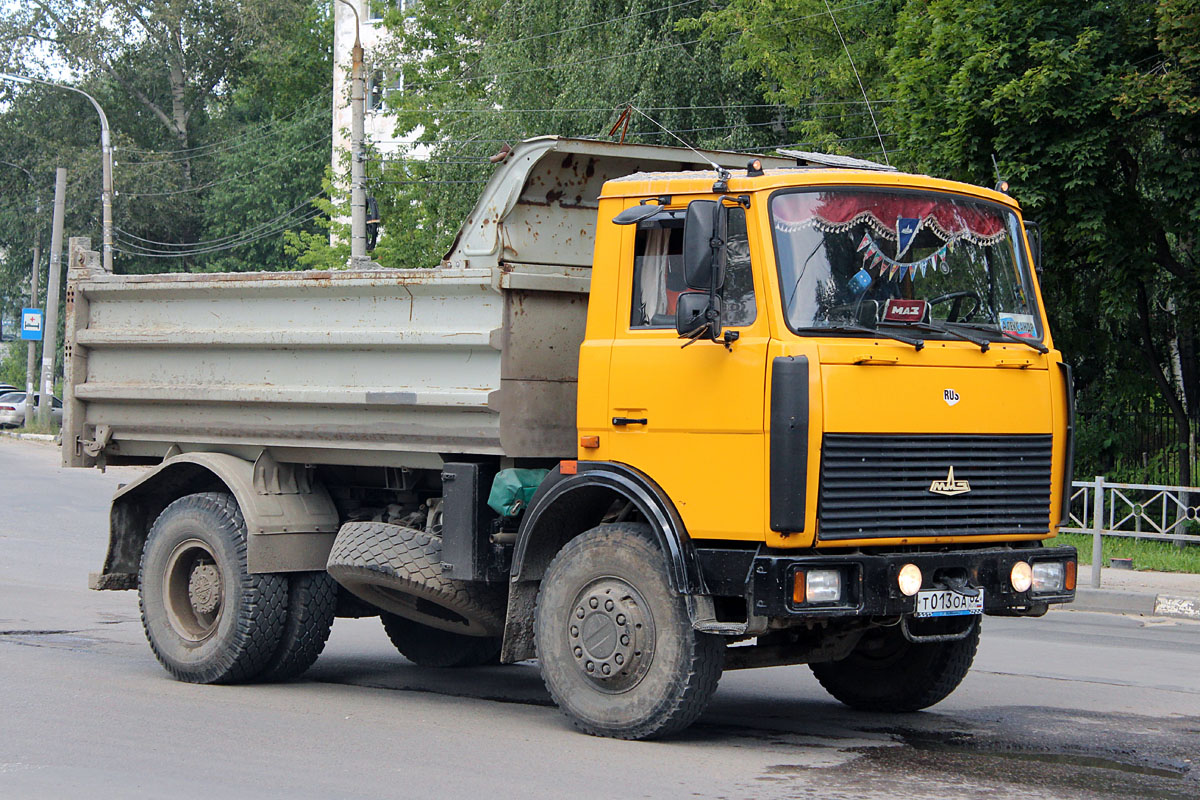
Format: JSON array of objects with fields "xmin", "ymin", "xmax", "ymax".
[
  {"xmin": 381, "ymin": 613, "xmax": 502, "ymax": 668},
  {"xmin": 535, "ymin": 523, "xmax": 724, "ymax": 740},
  {"xmin": 326, "ymin": 521, "xmax": 506, "ymax": 637},
  {"xmin": 809, "ymin": 619, "xmax": 980, "ymax": 712},
  {"xmin": 257, "ymin": 571, "xmax": 338, "ymax": 681},
  {"xmin": 138, "ymin": 492, "xmax": 288, "ymax": 684}
]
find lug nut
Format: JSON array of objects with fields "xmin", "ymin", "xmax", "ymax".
[
  {"xmin": 619, "ymin": 634, "xmax": 630, "ymax": 646},
  {"xmin": 589, "ymin": 597, "xmax": 599, "ymax": 609},
  {"xmin": 616, "ymin": 614, "xmax": 626, "ymax": 625},
  {"xmin": 573, "ymin": 646, "xmax": 582, "ymax": 658},
  {"xmin": 604, "ymin": 599, "xmax": 614, "ymax": 611},
  {"xmin": 601, "ymin": 664, "xmax": 611, "ymax": 675}
]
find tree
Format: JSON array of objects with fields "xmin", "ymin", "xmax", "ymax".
[
  {"xmin": 714, "ymin": 0, "xmax": 1199, "ymax": 483},
  {"xmin": 0, "ymin": 0, "xmax": 332, "ymax": 277},
  {"xmin": 291, "ymin": 0, "xmax": 790, "ymax": 269}
]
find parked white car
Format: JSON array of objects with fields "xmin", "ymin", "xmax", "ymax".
[{"xmin": 0, "ymin": 392, "xmax": 63, "ymax": 428}]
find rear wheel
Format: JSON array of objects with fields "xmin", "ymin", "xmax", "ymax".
[
  {"xmin": 535, "ymin": 523, "xmax": 724, "ymax": 740},
  {"xmin": 381, "ymin": 613, "xmax": 502, "ymax": 668},
  {"xmin": 138, "ymin": 492, "xmax": 287, "ymax": 684},
  {"xmin": 257, "ymin": 571, "xmax": 338, "ymax": 681},
  {"xmin": 809, "ymin": 619, "xmax": 980, "ymax": 712}
]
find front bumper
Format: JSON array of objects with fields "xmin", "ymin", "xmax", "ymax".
[{"xmin": 699, "ymin": 545, "xmax": 1076, "ymax": 618}]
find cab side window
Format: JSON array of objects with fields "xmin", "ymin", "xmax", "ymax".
[
  {"xmin": 630, "ymin": 219, "xmax": 685, "ymax": 328},
  {"xmin": 629, "ymin": 206, "xmax": 756, "ymax": 329}
]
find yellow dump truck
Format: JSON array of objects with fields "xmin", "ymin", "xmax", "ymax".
[{"xmin": 67, "ymin": 137, "xmax": 1076, "ymax": 740}]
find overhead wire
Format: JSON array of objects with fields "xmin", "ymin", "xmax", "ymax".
[
  {"xmin": 114, "ymin": 197, "xmax": 321, "ymax": 249},
  {"xmin": 120, "ymin": 95, "xmax": 330, "ymax": 159},
  {"xmin": 400, "ymin": 0, "xmax": 887, "ymax": 94},
  {"xmin": 122, "ymin": 134, "xmax": 332, "ymax": 198},
  {"xmin": 113, "ymin": 208, "xmax": 324, "ymax": 257}
]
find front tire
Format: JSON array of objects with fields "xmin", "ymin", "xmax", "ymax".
[
  {"xmin": 809, "ymin": 619, "xmax": 980, "ymax": 712},
  {"xmin": 138, "ymin": 492, "xmax": 288, "ymax": 684},
  {"xmin": 535, "ymin": 523, "xmax": 724, "ymax": 740}
]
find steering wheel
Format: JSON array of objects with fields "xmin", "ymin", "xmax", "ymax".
[{"xmin": 928, "ymin": 291, "xmax": 983, "ymax": 323}]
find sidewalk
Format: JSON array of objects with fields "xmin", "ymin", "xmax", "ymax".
[{"xmin": 1069, "ymin": 564, "xmax": 1200, "ymax": 620}]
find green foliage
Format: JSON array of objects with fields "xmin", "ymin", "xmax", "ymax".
[
  {"xmin": 1049, "ymin": 531, "xmax": 1200, "ymax": 574},
  {"xmin": 0, "ymin": 0, "xmax": 332, "ymax": 286},
  {"xmin": 349, "ymin": 0, "xmax": 785, "ymax": 269},
  {"xmin": 0, "ymin": 341, "xmax": 27, "ymax": 388}
]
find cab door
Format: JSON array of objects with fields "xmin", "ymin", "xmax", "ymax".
[{"xmin": 606, "ymin": 204, "xmax": 769, "ymax": 542}]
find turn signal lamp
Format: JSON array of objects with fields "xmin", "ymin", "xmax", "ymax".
[
  {"xmin": 1032, "ymin": 562, "xmax": 1065, "ymax": 592},
  {"xmin": 1010, "ymin": 561, "xmax": 1033, "ymax": 593},
  {"xmin": 897, "ymin": 563, "xmax": 922, "ymax": 596},
  {"xmin": 1065, "ymin": 560, "xmax": 1077, "ymax": 591}
]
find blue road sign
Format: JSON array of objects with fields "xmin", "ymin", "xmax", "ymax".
[{"xmin": 20, "ymin": 308, "xmax": 43, "ymax": 341}]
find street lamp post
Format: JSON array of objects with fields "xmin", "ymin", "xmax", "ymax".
[
  {"xmin": 336, "ymin": 0, "xmax": 367, "ymax": 261},
  {"xmin": 1, "ymin": 73, "xmax": 114, "ymax": 272}
]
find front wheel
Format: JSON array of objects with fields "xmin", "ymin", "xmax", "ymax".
[
  {"xmin": 809, "ymin": 619, "xmax": 980, "ymax": 712},
  {"xmin": 535, "ymin": 523, "xmax": 724, "ymax": 740}
]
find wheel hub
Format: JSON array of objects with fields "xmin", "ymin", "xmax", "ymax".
[
  {"xmin": 568, "ymin": 579, "xmax": 654, "ymax": 692},
  {"xmin": 188, "ymin": 562, "xmax": 221, "ymax": 615}
]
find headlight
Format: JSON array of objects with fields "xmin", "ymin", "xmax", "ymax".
[
  {"xmin": 792, "ymin": 569, "xmax": 843, "ymax": 604},
  {"xmin": 806, "ymin": 570, "xmax": 842, "ymax": 603},
  {"xmin": 1032, "ymin": 561, "xmax": 1066, "ymax": 592},
  {"xmin": 1010, "ymin": 561, "xmax": 1033, "ymax": 592},
  {"xmin": 897, "ymin": 563, "xmax": 922, "ymax": 596}
]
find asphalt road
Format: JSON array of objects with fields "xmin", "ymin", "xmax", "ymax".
[{"xmin": 2, "ymin": 436, "xmax": 1198, "ymax": 799}]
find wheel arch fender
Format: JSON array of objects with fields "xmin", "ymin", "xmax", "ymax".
[
  {"xmin": 499, "ymin": 461, "xmax": 704, "ymax": 663},
  {"xmin": 511, "ymin": 461, "xmax": 703, "ymax": 593},
  {"xmin": 92, "ymin": 451, "xmax": 339, "ymax": 590}
]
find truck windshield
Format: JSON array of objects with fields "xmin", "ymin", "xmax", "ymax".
[{"xmin": 771, "ymin": 188, "xmax": 1043, "ymax": 342}]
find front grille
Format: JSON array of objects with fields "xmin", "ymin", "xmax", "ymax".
[{"xmin": 817, "ymin": 434, "xmax": 1052, "ymax": 541}]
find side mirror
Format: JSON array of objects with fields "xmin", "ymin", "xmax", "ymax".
[
  {"xmin": 675, "ymin": 291, "xmax": 721, "ymax": 339},
  {"xmin": 682, "ymin": 200, "xmax": 727, "ymax": 291},
  {"xmin": 1024, "ymin": 220, "xmax": 1042, "ymax": 276}
]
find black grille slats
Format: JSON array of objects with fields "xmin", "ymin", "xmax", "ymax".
[{"xmin": 817, "ymin": 434, "xmax": 1053, "ymax": 541}]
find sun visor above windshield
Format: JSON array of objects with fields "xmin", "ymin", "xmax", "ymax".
[{"xmin": 772, "ymin": 191, "xmax": 1007, "ymax": 245}]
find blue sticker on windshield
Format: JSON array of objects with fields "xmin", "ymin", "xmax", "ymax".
[{"xmin": 848, "ymin": 268, "xmax": 872, "ymax": 296}]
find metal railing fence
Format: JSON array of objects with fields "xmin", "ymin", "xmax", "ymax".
[{"xmin": 1060, "ymin": 477, "xmax": 1200, "ymax": 587}]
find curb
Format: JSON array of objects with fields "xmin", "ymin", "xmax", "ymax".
[
  {"xmin": 1071, "ymin": 587, "xmax": 1200, "ymax": 620},
  {"xmin": 0, "ymin": 431, "xmax": 57, "ymax": 442}
]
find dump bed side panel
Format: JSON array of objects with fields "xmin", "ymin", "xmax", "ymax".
[{"xmin": 64, "ymin": 268, "xmax": 512, "ymax": 468}]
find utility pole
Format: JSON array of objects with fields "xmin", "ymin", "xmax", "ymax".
[
  {"xmin": 38, "ymin": 168, "xmax": 66, "ymax": 425},
  {"xmin": 337, "ymin": 0, "xmax": 367, "ymax": 261},
  {"xmin": 1, "ymin": 73, "xmax": 114, "ymax": 272},
  {"xmin": 24, "ymin": 233, "xmax": 41, "ymax": 428}
]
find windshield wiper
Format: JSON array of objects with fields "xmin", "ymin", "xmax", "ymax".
[
  {"xmin": 993, "ymin": 328, "xmax": 1050, "ymax": 353},
  {"xmin": 799, "ymin": 324, "xmax": 924, "ymax": 350},
  {"xmin": 956, "ymin": 322, "xmax": 1050, "ymax": 354},
  {"xmin": 901, "ymin": 321, "xmax": 991, "ymax": 352}
]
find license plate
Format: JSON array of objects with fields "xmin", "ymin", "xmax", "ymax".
[{"xmin": 914, "ymin": 589, "xmax": 984, "ymax": 617}]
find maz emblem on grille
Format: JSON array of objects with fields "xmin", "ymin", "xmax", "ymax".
[{"xmin": 929, "ymin": 466, "xmax": 971, "ymax": 496}]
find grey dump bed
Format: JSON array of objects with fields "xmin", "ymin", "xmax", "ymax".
[{"xmin": 63, "ymin": 137, "xmax": 792, "ymax": 470}]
